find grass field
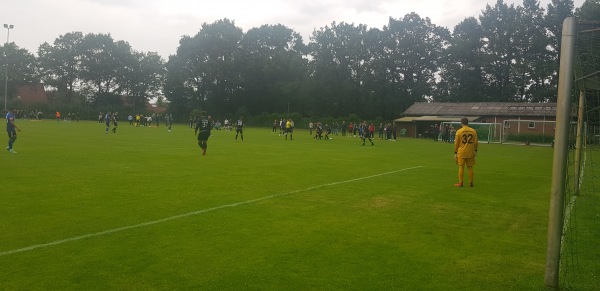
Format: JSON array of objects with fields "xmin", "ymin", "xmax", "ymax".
[{"xmin": 0, "ymin": 119, "xmax": 585, "ymax": 289}]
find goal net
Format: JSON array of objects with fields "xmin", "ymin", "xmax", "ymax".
[
  {"xmin": 545, "ymin": 18, "xmax": 600, "ymax": 290},
  {"xmin": 440, "ymin": 122, "xmax": 502, "ymax": 143}
]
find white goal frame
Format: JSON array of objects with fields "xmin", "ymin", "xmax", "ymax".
[{"xmin": 440, "ymin": 122, "xmax": 502, "ymax": 144}]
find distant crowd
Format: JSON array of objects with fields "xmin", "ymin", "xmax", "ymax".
[{"xmin": 305, "ymin": 120, "xmax": 398, "ymax": 141}]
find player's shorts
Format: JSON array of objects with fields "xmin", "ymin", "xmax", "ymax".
[
  {"xmin": 457, "ymin": 157, "xmax": 475, "ymax": 167},
  {"xmin": 287, "ymin": 128, "xmax": 293, "ymax": 133},
  {"xmin": 236, "ymin": 128, "xmax": 243, "ymax": 134},
  {"xmin": 198, "ymin": 131, "xmax": 211, "ymax": 141},
  {"xmin": 7, "ymin": 130, "xmax": 17, "ymax": 139}
]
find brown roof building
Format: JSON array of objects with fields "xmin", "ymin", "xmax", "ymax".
[
  {"xmin": 15, "ymin": 83, "xmax": 49, "ymax": 105},
  {"xmin": 395, "ymin": 102, "xmax": 557, "ymax": 142}
]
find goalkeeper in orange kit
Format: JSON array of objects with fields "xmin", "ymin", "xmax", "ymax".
[{"xmin": 453, "ymin": 117, "xmax": 478, "ymax": 187}]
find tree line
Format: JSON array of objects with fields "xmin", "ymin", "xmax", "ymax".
[{"xmin": 1, "ymin": 0, "xmax": 598, "ymax": 122}]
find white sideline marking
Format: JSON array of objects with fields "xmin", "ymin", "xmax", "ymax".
[{"xmin": 0, "ymin": 166, "xmax": 422, "ymax": 257}]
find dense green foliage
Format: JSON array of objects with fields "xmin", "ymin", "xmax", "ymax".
[
  {"xmin": 1, "ymin": 0, "xmax": 600, "ymax": 121},
  {"xmin": 0, "ymin": 120, "xmax": 598, "ymax": 289},
  {"xmin": 505, "ymin": 133, "xmax": 556, "ymax": 144}
]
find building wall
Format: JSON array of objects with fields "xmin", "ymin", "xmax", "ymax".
[{"xmin": 395, "ymin": 115, "xmax": 557, "ymax": 140}]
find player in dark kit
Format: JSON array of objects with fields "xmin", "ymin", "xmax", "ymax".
[
  {"xmin": 235, "ymin": 116, "xmax": 244, "ymax": 141},
  {"xmin": 195, "ymin": 112, "xmax": 212, "ymax": 155},
  {"xmin": 111, "ymin": 112, "xmax": 119, "ymax": 133},
  {"xmin": 360, "ymin": 121, "xmax": 374, "ymax": 146}
]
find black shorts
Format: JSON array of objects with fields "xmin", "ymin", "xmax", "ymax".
[
  {"xmin": 198, "ymin": 131, "xmax": 211, "ymax": 141},
  {"xmin": 236, "ymin": 128, "xmax": 243, "ymax": 134},
  {"xmin": 7, "ymin": 130, "xmax": 17, "ymax": 139}
]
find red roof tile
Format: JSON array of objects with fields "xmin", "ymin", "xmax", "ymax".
[{"xmin": 16, "ymin": 83, "xmax": 49, "ymax": 105}]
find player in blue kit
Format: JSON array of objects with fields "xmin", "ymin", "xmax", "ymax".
[
  {"xmin": 6, "ymin": 107, "xmax": 21, "ymax": 153},
  {"xmin": 104, "ymin": 112, "xmax": 111, "ymax": 134}
]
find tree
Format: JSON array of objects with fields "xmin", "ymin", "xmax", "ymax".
[
  {"xmin": 308, "ymin": 22, "xmax": 372, "ymax": 117},
  {"xmin": 546, "ymin": 0, "xmax": 575, "ymax": 57},
  {"xmin": 0, "ymin": 43, "xmax": 37, "ymax": 107},
  {"xmin": 514, "ymin": 0, "xmax": 556, "ymax": 102},
  {"xmin": 165, "ymin": 19, "xmax": 243, "ymax": 117},
  {"xmin": 164, "ymin": 54, "xmax": 192, "ymax": 119},
  {"xmin": 79, "ymin": 33, "xmax": 135, "ymax": 110},
  {"xmin": 575, "ymin": 0, "xmax": 600, "ymax": 20},
  {"xmin": 37, "ymin": 32, "xmax": 85, "ymax": 108},
  {"xmin": 379, "ymin": 14, "xmax": 449, "ymax": 113},
  {"xmin": 439, "ymin": 17, "xmax": 487, "ymax": 102},
  {"xmin": 479, "ymin": 0, "xmax": 522, "ymax": 101},
  {"xmin": 237, "ymin": 24, "xmax": 307, "ymax": 115},
  {"xmin": 124, "ymin": 51, "xmax": 165, "ymax": 113}
]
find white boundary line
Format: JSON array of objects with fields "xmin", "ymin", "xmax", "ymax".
[{"xmin": 0, "ymin": 166, "xmax": 422, "ymax": 257}]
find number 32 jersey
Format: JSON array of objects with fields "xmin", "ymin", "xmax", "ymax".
[{"xmin": 454, "ymin": 126, "xmax": 478, "ymax": 158}]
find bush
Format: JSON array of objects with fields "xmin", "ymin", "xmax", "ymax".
[{"xmin": 506, "ymin": 133, "xmax": 555, "ymax": 144}]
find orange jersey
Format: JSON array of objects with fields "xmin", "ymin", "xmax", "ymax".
[{"xmin": 454, "ymin": 125, "xmax": 478, "ymax": 158}]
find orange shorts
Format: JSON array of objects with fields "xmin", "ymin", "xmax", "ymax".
[{"xmin": 457, "ymin": 157, "xmax": 475, "ymax": 167}]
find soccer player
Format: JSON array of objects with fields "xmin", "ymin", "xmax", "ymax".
[
  {"xmin": 111, "ymin": 112, "xmax": 119, "ymax": 133},
  {"xmin": 324, "ymin": 124, "xmax": 331, "ymax": 140},
  {"xmin": 195, "ymin": 112, "xmax": 212, "ymax": 155},
  {"xmin": 360, "ymin": 121, "xmax": 374, "ymax": 146},
  {"xmin": 314, "ymin": 122, "xmax": 323, "ymax": 140},
  {"xmin": 166, "ymin": 113, "xmax": 173, "ymax": 132},
  {"xmin": 104, "ymin": 112, "xmax": 111, "ymax": 134},
  {"xmin": 285, "ymin": 118, "xmax": 293, "ymax": 140},
  {"xmin": 235, "ymin": 116, "xmax": 244, "ymax": 141},
  {"xmin": 279, "ymin": 118, "xmax": 285, "ymax": 136},
  {"xmin": 453, "ymin": 117, "xmax": 478, "ymax": 187},
  {"xmin": 224, "ymin": 118, "xmax": 230, "ymax": 131},
  {"xmin": 6, "ymin": 107, "xmax": 21, "ymax": 153}
]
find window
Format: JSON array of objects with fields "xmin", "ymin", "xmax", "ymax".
[{"xmin": 528, "ymin": 122, "xmax": 535, "ymax": 129}]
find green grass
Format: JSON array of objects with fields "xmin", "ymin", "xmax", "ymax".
[{"xmin": 0, "ymin": 119, "xmax": 589, "ymax": 290}]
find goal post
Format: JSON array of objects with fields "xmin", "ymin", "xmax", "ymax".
[
  {"xmin": 544, "ymin": 16, "xmax": 576, "ymax": 288},
  {"xmin": 544, "ymin": 17, "xmax": 600, "ymax": 290}
]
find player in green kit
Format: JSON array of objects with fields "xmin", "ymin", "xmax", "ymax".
[{"xmin": 453, "ymin": 117, "xmax": 478, "ymax": 187}]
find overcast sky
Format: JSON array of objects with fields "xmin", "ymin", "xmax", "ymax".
[{"xmin": 1, "ymin": 0, "xmax": 586, "ymax": 59}]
